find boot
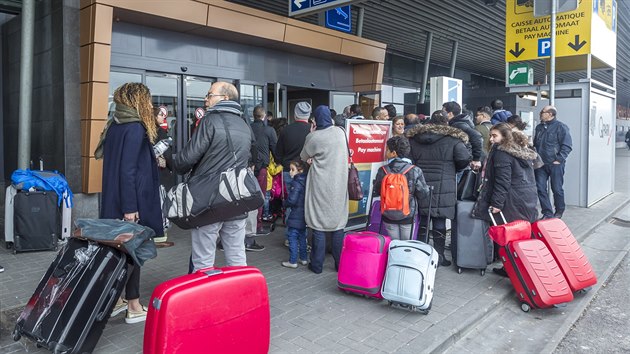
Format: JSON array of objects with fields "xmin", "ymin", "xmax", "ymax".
[{"xmin": 432, "ymin": 229, "xmax": 452, "ymax": 267}]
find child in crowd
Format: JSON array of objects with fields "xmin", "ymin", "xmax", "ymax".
[
  {"xmin": 282, "ymin": 160, "xmax": 309, "ymax": 268},
  {"xmin": 373, "ymin": 136, "xmax": 430, "ymax": 240}
]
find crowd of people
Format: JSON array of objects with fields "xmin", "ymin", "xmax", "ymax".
[{"xmin": 99, "ymin": 81, "xmax": 573, "ymax": 324}]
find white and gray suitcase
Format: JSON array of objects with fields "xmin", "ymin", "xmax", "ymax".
[{"xmin": 381, "ymin": 240, "xmax": 438, "ymax": 313}]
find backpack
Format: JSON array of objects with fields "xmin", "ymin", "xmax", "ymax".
[{"xmin": 380, "ymin": 165, "xmax": 414, "ymax": 220}]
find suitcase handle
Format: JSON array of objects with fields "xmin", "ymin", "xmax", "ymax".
[
  {"xmin": 488, "ymin": 208, "xmax": 507, "ymax": 226},
  {"xmin": 97, "ymin": 288, "xmax": 119, "ymax": 322}
]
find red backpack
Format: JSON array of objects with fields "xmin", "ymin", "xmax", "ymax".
[{"xmin": 380, "ymin": 165, "xmax": 414, "ymax": 220}]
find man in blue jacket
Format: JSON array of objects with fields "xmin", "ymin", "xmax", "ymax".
[{"xmin": 533, "ymin": 105, "xmax": 573, "ymax": 219}]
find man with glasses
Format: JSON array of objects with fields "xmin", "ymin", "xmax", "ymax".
[{"xmin": 533, "ymin": 105, "xmax": 573, "ymax": 219}]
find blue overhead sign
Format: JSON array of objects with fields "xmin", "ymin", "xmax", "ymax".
[
  {"xmin": 289, "ymin": 0, "xmax": 358, "ymax": 18},
  {"xmin": 325, "ymin": 6, "xmax": 351, "ymax": 33}
]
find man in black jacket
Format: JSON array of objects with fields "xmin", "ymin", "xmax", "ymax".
[
  {"xmin": 251, "ymin": 105, "xmax": 277, "ymax": 222},
  {"xmin": 173, "ymin": 82, "xmax": 256, "ymax": 271},
  {"xmin": 275, "ymin": 101, "xmax": 311, "ymax": 189},
  {"xmin": 534, "ymin": 105, "xmax": 572, "ymax": 219},
  {"xmin": 443, "ymin": 101, "xmax": 483, "ymax": 171}
]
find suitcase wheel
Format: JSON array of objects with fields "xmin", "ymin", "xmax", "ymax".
[
  {"xmin": 12, "ymin": 331, "xmax": 20, "ymax": 341},
  {"xmin": 577, "ymin": 287, "xmax": 591, "ymax": 294},
  {"xmin": 520, "ymin": 302, "xmax": 531, "ymax": 312},
  {"xmin": 457, "ymin": 267, "xmax": 463, "ymax": 274},
  {"xmin": 12, "ymin": 249, "xmax": 17, "ymax": 255},
  {"xmin": 387, "ymin": 301, "xmax": 393, "ymax": 306},
  {"xmin": 480, "ymin": 269, "xmax": 485, "ymax": 276},
  {"xmin": 5, "ymin": 242, "xmax": 12, "ymax": 250}
]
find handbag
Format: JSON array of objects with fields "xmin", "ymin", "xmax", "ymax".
[
  {"xmin": 165, "ymin": 117, "xmax": 264, "ymax": 229},
  {"xmin": 341, "ymin": 127, "xmax": 363, "ymax": 201},
  {"xmin": 487, "ymin": 210, "xmax": 532, "ymax": 246},
  {"xmin": 73, "ymin": 218, "xmax": 157, "ymax": 266},
  {"xmin": 457, "ymin": 169, "xmax": 479, "ymax": 201}
]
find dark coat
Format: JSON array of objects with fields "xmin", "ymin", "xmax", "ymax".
[
  {"xmin": 275, "ymin": 121, "xmax": 311, "ymax": 170},
  {"xmin": 406, "ymin": 124, "xmax": 471, "ymax": 220},
  {"xmin": 373, "ymin": 158, "xmax": 430, "ymax": 224},
  {"xmin": 251, "ymin": 119, "xmax": 277, "ymax": 171},
  {"xmin": 449, "ymin": 113, "xmax": 484, "ymax": 161},
  {"xmin": 101, "ymin": 122, "xmax": 163, "ymax": 237},
  {"xmin": 533, "ymin": 118, "xmax": 572, "ymax": 164},
  {"xmin": 172, "ymin": 101, "xmax": 256, "ymax": 221},
  {"xmin": 285, "ymin": 173, "xmax": 307, "ymax": 229},
  {"xmin": 472, "ymin": 143, "xmax": 539, "ymax": 223}
]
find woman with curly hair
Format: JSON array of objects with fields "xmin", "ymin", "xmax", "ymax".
[{"xmin": 96, "ymin": 82, "xmax": 163, "ymax": 324}]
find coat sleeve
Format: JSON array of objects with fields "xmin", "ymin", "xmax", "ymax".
[
  {"xmin": 556, "ymin": 123, "xmax": 572, "ymax": 163},
  {"xmin": 286, "ymin": 180, "xmax": 302, "ymax": 208},
  {"xmin": 119, "ymin": 125, "xmax": 145, "ymax": 214},
  {"xmin": 453, "ymin": 141, "xmax": 472, "ymax": 172},
  {"xmin": 412, "ymin": 167, "xmax": 430, "ymax": 201},
  {"xmin": 275, "ymin": 132, "xmax": 285, "ymax": 165},
  {"xmin": 249, "ymin": 124, "xmax": 257, "ymax": 168},
  {"xmin": 172, "ymin": 116, "xmax": 214, "ymax": 174},
  {"xmin": 300, "ymin": 134, "xmax": 314, "ymax": 161},
  {"xmin": 490, "ymin": 152, "xmax": 511, "ymax": 210},
  {"xmin": 269, "ymin": 128, "xmax": 278, "ymax": 161},
  {"xmin": 467, "ymin": 127, "xmax": 484, "ymax": 161},
  {"xmin": 372, "ymin": 167, "xmax": 386, "ymax": 197}
]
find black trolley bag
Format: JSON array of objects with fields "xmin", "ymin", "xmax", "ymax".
[
  {"xmin": 13, "ymin": 237, "xmax": 131, "ymax": 354},
  {"xmin": 13, "ymin": 189, "xmax": 60, "ymax": 253}
]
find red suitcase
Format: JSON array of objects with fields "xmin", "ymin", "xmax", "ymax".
[
  {"xmin": 532, "ymin": 218, "xmax": 597, "ymax": 292},
  {"xmin": 500, "ymin": 239, "xmax": 574, "ymax": 312},
  {"xmin": 144, "ymin": 266, "xmax": 270, "ymax": 354},
  {"xmin": 337, "ymin": 231, "xmax": 391, "ymax": 298}
]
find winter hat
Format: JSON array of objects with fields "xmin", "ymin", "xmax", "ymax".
[
  {"xmin": 294, "ymin": 102, "xmax": 312, "ymax": 120},
  {"xmin": 314, "ymin": 105, "xmax": 332, "ymax": 130}
]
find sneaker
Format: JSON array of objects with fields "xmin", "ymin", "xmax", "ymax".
[
  {"xmin": 0, "ymin": 265, "xmax": 4, "ymax": 273},
  {"xmin": 281, "ymin": 261, "xmax": 298, "ymax": 269},
  {"xmin": 540, "ymin": 214, "xmax": 554, "ymax": 220},
  {"xmin": 492, "ymin": 267, "xmax": 509, "ymax": 278},
  {"xmin": 125, "ymin": 305, "xmax": 148, "ymax": 324},
  {"xmin": 438, "ymin": 254, "xmax": 452, "ymax": 267},
  {"xmin": 553, "ymin": 211, "xmax": 564, "ymax": 219},
  {"xmin": 284, "ymin": 240, "xmax": 290, "ymax": 247},
  {"xmin": 245, "ymin": 243, "xmax": 265, "ymax": 252},
  {"xmin": 217, "ymin": 242, "xmax": 224, "ymax": 251},
  {"xmin": 261, "ymin": 215, "xmax": 274, "ymax": 222},
  {"xmin": 299, "ymin": 259, "xmax": 308, "ymax": 266},
  {"xmin": 110, "ymin": 298, "xmax": 128, "ymax": 317}
]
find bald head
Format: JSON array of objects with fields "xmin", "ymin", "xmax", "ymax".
[
  {"xmin": 206, "ymin": 82, "xmax": 239, "ymax": 108},
  {"xmin": 539, "ymin": 105, "xmax": 557, "ymax": 122}
]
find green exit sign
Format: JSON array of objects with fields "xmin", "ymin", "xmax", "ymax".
[{"xmin": 508, "ymin": 63, "xmax": 534, "ymax": 86}]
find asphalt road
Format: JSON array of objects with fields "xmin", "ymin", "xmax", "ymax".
[{"xmin": 554, "ymin": 254, "xmax": 630, "ymax": 353}]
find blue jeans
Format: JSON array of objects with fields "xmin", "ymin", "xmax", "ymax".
[
  {"xmin": 283, "ymin": 171, "xmax": 292, "ymax": 192},
  {"xmin": 263, "ymin": 191, "xmax": 271, "ymax": 218},
  {"xmin": 535, "ymin": 163, "xmax": 566, "ymax": 217},
  {"xmin": 310, "ymin": 229, "xmax": 344, "ymax": 274},
  {"xmin": 287, "ymin": 227, "xmax": 308, "ymax": 264}
]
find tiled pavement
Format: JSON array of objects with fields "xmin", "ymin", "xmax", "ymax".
[{"xmin": 1, "ymin": 150, "xmax": 628, "ymax": 353}]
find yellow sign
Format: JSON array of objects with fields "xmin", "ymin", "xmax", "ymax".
[{"xmin": 505, "ymin": 0, "xmax": 592, "ymax": 62}]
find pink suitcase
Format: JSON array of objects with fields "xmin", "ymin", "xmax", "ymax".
[{"xmin": 337, "ymin": 231, "xmax": 391, "ymax": 298}]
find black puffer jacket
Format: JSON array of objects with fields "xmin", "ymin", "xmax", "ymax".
[
  {"xmin": 449, "ymin": 113, "xmax": 483, "ymax": 161},
  {"xmin": 406, "ymin": 124, "xmax": 471, "ymax": 220},
  {"xmin": 173, "ymin": 101, "xmax": 256, "ymax": 220},
  {"xmin": 472, "ymin": 143, "xmax": 539, "ymax": 223},
  {"xmin": 373, "ymin": 158, "xmax": 430, "ymax": 224},
  {"xmin": 250, "ymin": 119, "xmax": 277, "ymax": 172}
]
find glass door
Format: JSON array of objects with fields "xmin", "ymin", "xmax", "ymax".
[
  {"xmin": 240, "ymin": 82, "xmax": 266, "ymax": 122},
  {"xmin": 184, "ymin": 76, "xmax": 215, "ymax": 138},
  {"xmin": 329, "ymin": 91, "xmax": 357, "ymax": 119},
  {"xmin": 358, "ymin": 91, "xmax": 382, "ymax": 119},
  {"xmin": 268, "ymin": 83, "xmax": 288, "ymax": 120}
]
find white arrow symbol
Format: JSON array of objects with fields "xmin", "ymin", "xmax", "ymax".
[
  {"xmin": 509, "ymin": 67, "xmax": 527, "ymax": 80},
  {"xmin": 294, "ymin": 0, "xmax": 307, "ymax": 9}
]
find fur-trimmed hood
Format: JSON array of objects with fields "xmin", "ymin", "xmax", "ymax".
[
  {"xmin": 405, "ymin": 124, "xmax": 469, "ymax": 144},
  {"xmin": 496, "ymin": 142, "xmax": 537, "ymax": 161}
]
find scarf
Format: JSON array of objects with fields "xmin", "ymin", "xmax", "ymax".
[{"xmin": 94, "ymin": 104, "xmax": 143, "ymax": 160}]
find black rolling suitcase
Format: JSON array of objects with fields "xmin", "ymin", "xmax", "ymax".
[
  {"xmin": 13, "ymin": 190, "xmax": 60, "ymax": 253},
  {"xmin": 13, "ymin": 237, "xmax": 130, "ymax": 353}
]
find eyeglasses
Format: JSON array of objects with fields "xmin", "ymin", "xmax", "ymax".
[{"xmin": 205, "ymin": 93, "xmax": 225, "ymax": 99}]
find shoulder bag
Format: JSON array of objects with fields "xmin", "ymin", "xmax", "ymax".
[
  {"xmin": 341, "ymin": 127, "xmax": 363, "ymax": 201},
  {"xmin": 165, "ymin": 116, "xmax": 264, "ymax": 229}
]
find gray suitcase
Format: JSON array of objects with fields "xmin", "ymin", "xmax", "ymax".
[
  {"xmin": 452, "ymin": 201, "xmax": 493, "ymax": 275},
  {"xmin": 381, "ymin": 240, "xmax": 438, "ymax": 313}
]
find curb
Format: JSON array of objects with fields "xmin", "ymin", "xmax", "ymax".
[{"xmin": 431, "ymin": 195, "xmax": 630, "ymax": 354}]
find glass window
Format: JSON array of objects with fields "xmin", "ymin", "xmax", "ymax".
[
  {"xmin": 108, "ymin": 71, "xmax": 142, "ymax": 119},
  {"xmin": 240, "ymin": 83, "xmax": 265, "ymax": 122},
  {"xmin": 185, "ymin": 76, "xmax": 215, "ymax": 139},
  {"xmin": 146, "ymin": 75, "xmax": 179, "ymax": 138}
]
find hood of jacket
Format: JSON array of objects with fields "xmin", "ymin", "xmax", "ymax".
[
  {"xmin": 405, "ymin": 123, "xmax": 469, "ymax": 145},
  {"xmin": 450, "ymin": 113, "xmax": 475, "ymax": 129},
  {"xmin": 496, "ymin": 142, "xmax": 537, "ymax": 168}
]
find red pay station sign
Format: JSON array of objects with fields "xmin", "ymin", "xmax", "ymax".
[{"xmin": 346, "ymin": 121, "xmax": 391, "ymax": 163}]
